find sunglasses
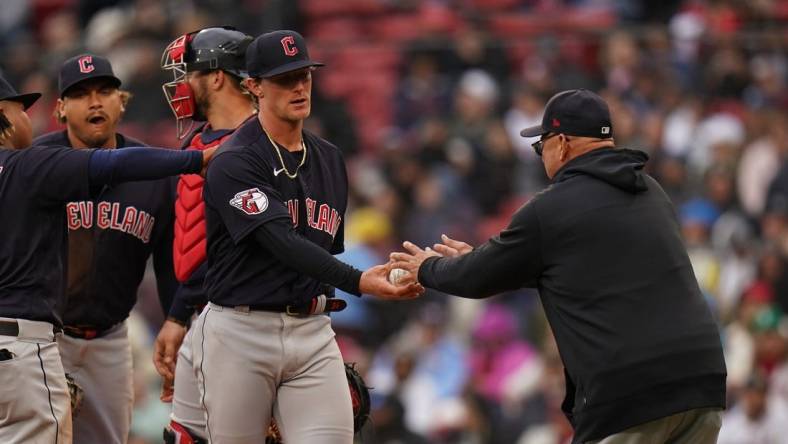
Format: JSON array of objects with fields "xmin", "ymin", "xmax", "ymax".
[{"xmin": 531, "ymin": 132, "xmax": 559, "ymax": 157}]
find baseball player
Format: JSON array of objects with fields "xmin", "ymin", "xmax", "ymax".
[
  {"xmin": 193, "ymin": 30, "xmax": 422, "ymax": 443},
  {"xmin": 152, "ymin": 26, "xmax": 256, "ymax": 444},
  {"xmin": 0, "ymin": 73, "xmax": 214, "ymax": 444},
  {"xmin": 32, "ymin": 53, "xmax": 180, "ymax": 444}
]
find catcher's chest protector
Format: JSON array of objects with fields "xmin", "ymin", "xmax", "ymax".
[{"xmin": 173, "ymin": 132, "xmax": 232, "ymax": 282}]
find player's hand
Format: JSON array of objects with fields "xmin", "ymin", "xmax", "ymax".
[
  {"xmin": 153, "ymin": 319, "xmax": 187, "ymax": 381},
  {"xmin": 200, "ymin": 146, "xmax": 218, "ymax": 176},
  {"xmin": 160, "ymin": 375, "xmax": 174, "ymax": 403},
  {"xmin": 359, "ymin": 264, "xmax": 424, "ymax": 300},
  {"xmin": 432, "ymin": 234, "xmax": 473, "ymax": 258},
  {"xmin": 389, "ymin": 241, "xmax": 442, "ymax": 282}
]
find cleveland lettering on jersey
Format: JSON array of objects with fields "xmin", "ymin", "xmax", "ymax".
[
  {"xmin": 65, "ymin": 200, "xmax": 156, "ymax": 243},
  {"xmin": 285, "ymin": 197, "xmax": 341, "ymax": 240}
]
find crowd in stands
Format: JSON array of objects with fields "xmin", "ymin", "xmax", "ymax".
[{"xmin": 1, "ymin": 0, "xmax": 786, "ymax": 442}]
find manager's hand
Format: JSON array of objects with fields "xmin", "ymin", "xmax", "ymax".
[
  {"xmin": 431, "ymin": 234, "xmax": 473, "ymax": 258},
  {"xmin": 389, "ymin": 241, "xmax": 443, "ymax": 284}
]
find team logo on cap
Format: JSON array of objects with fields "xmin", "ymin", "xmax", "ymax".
[
  {"xmin": 230, "ymin": 188, "xmax": 269, "ymax": 215},
  {"xmin": 601, "ymin": 126, "xmax": 610, "ymax": 134},
  {"xmin": 78, "ymin": 56, "xmax": 95, "ymax": 74},
  {"xmin": 552, "ymin": 118, "xmax": 561, "ymax": 127},
  {"xmin": 281, "ymin": 36, "xmax": 298, "ymax": 56}
]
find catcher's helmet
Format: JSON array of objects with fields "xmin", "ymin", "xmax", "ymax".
[{"xmin": 161, "ymin": 26, "xmax": 253, "ymax": 139}]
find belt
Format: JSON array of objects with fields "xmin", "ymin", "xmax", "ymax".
[
  {"xmin": 63, "ymin": 324, "xmax": 116, "ymax": 340},
  {"xmin": 0, "ymin": 321, "xmax": 19, "ymax": 337},
  {"xmin": 229, "ymin": 294, "xmax": 347, "ymax": 317},
  {"xmin": 0, "ymin": 320, "xmax": 62, "ymax": 337}
]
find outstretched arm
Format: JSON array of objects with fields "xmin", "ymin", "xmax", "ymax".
[
  {"xmin": 254, "ymin": 216, "xmax": 423, "ymax": 300},
  {"xmin": 391, "ymin": 205, "xmax": 542, "ymax": 298},
  {"xmin": 87, "ymin": 146, "xmax": 215, "ymax": 187}
]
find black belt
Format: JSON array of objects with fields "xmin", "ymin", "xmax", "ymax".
[
  {"xmin": 63, "ymin": 324, "xmax": 115, "ymax": 340},
  {"xmin": 0, "ymin": 320, "xmax": 62, "ymax": 337},
  {"xmin": 226, "ymin": 295, "xmax": 347, "ymax": 316},
  {"xmin": 0, "ymin": 321, "xmax": 19, "ymax": 337}
]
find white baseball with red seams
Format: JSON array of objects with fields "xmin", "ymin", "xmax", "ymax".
[{"xmin": 388, "ymin": 268, "xmax": 410, "ymax": 285}]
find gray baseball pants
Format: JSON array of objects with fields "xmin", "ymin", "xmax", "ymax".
[
  {"xmin": 587, "ymin": 407, "xmax": 723, "ymax": 444},
  {"xmin": 192, "ymin": 302, "xmax": 353, "ymax": 444},
  {"xmin": 0, "ymin": 317, "xmax": 72, "ymax": 444},
  {"xmin": 57, "ymin": 322, "xmax": 133, "ymax": 444},
  {"xmin": 170, "ymin": 322, "xmax": 207, "ymax": 438}
]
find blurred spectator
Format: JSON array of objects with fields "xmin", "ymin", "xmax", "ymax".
[
  {"xmin": 738, "ymin": 112, "xmax": 786, "ymax": 217},
  {"xmin": 444, "ymin": 23, "xmax": 510, "ymax": 83},
  {"xmin": 469, "ymin": 303, "xmax": 544, "ymax": 443},
  {"xmin": 718, "ymin": 372, "xmax": 788, "ymax": 444},
  {"xmin": 369, "ymin": 303, "xmax": 469, "ymax": 438},
  {"xmin": 395, "ymin": 54, "xmax": 452, "ymax": 131},
  {"xmin": 448, "ymin": 69, "xmax": 500, "ymax": 150},
  {"xmin": 681, "ymin": 198, "xmax": 722, "ymax": 299}
]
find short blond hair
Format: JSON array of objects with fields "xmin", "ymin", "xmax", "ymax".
[{"xmin": 54, "ymin": 90, "xmax": 133, "ymax": 123}]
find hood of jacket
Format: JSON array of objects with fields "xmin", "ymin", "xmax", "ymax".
[{"xmin": 552, "ymin": 147, "xmax": 649, "ymax": 193}]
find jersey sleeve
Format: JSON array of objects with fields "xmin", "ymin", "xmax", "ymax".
[
  {"xmin": 22, "ymin": 146, "xmax": 93, "ymax": 204},
  {"xmin": 204, "ymin": 151, "xmax": 291, "ymax": 244}
]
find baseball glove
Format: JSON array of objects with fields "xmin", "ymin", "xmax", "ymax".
[
  {"xmin": 265, "ymin": 420, "xmax": 282, "ymax": 444},
  {"xmin": 345, "ymin": 362, "xmax": 371, "ymax": 433},
  {"xmin": 263, "ymin": 363, "xmax": 371, "ymax": 443},
  {"xmin": 65, "ymin": 373, "xmax": 84, "ymax": 417}
]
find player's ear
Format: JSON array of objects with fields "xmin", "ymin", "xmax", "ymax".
[
  {"xmin": 55, "ymin": 98, "xmax": 67, "ymax": 124},
  {"xmin": 243, "ymin": 78, "xmax": 263, "ymax": 98},
  {"xmin": 212, "ymin": 70, "xmax": 224, "ymax": 91},
  {"xmin": 559, "ymin": 134, "xmax": 570, "ymax": 161}
]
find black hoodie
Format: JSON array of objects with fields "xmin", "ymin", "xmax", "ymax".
[{"xmin": 419, "ymin": 148, "xmax": 726, "ymax": 443}]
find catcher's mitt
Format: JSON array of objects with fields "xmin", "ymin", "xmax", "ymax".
[
  {"xmin": 265, "ymin": 420, "xmax": 282, "ymax": 444},
  {"xmin": 65, "ymin": 373, "xmax": 84, "ymax": 417},
  {"xmin": 263, "ymin": 363, "xmax": 371, "ymax": 443},
  {"xmin": 345, "ymin": 362, "xmax": 371, "ymax": 433}
]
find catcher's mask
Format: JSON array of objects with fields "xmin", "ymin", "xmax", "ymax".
[{"xmin": 161, "ymin": 26, "xmax": 252, "ymax": 139}]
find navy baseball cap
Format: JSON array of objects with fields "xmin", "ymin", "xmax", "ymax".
[
  {"xmin": 520, "ymin": 89, "xmax": 613, "ymax": 139},
  {"xmin": 0, "ymin": 73, "xmax": 41, "ymax": 110},
  {"xmin": 246, "ymin": 30, "xmax": 324, "ymax": 78},
  {"xmin": 58, "ymin": 54, "xmax": 121, "ymax": 97}
]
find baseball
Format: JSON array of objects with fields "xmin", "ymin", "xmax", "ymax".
[{"xmin": 388, "ymin": 268, "xmax": 410, "ymax": 285}]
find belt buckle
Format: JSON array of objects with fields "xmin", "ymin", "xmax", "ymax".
[
  {"xmin": 285, "ymin": 305, "xmax": 303, "ymax": 316},
  {"xmin": 65, "ymin": 326, "xmax": 99, "ymax": 339}
]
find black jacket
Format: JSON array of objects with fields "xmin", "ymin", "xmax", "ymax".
[{"xmin": 419, "ymin": 148, "xmax": 726, "ymax": 443}]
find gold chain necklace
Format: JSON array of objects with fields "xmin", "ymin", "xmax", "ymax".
[{"xmin": 264, "ymin": 128, "xmax": 307, "ymax": 179}]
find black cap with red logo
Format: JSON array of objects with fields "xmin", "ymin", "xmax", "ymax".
[
  {"xmin": 246, "ymin": 30, "xmax": 324, "ymax": 79},
  {"xmin": 58, "ymin": 54, "xmax": 121, "ymax": 98},
  {"xmin": 520, "ymin": 89, "xmax": 613, "ymax": 139}
]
